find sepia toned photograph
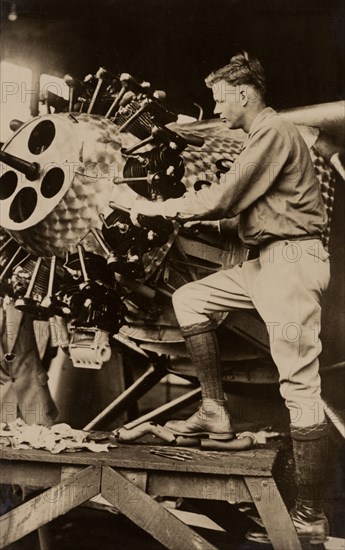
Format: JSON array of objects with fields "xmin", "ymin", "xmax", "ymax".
[{"xmin": 0, "ymin": 0, "xmax": 344, "ymax": 548}]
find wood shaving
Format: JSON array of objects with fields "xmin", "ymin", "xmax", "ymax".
[{"xmin": 0, "ymin": 419, "xmax": 112, "ymax": 454}]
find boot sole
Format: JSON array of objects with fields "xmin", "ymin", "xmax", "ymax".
[
  {"xmin": 297, "ymin": 535, "xmax": 329, "ymax": 544},
  {"xmin": 246, "ymin": 534, "xmax": 328, "ymax": 546},
  {"xmin": 246, "ymin": 531, "xmax": 328, "ymax": 545}
]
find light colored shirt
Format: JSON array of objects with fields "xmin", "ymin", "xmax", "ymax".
[{"xmin": 162, "ymin": 107, "xmax": 327, "ymax": 245}]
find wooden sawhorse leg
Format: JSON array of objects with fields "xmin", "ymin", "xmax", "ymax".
[
  {"xmin": 0, "ymin": 466, "xmax": 101, "ymax": 549},
  {"xmin": 101, "ymin": 466, "xmax": 218, "ymax": 550},
  {"xmin": 245, "ymin": 476, "xmax": 302, "ymax": 550}
]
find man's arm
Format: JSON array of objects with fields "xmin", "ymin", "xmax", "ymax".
[{"xmin": 130, "ymin": 124, "xmax": 290, "ymax": 225}]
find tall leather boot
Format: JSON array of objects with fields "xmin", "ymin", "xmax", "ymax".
[
  {"xmin": 164, "ymin": 323, "xmax": 234, "ymax": 440},
  {"xmin": 289, "ymin": 420, "xmax": 329, "ymax": 543},
  {"xmin": 245, "ymin": 420, "xmax": 329, "ymax": 544}
]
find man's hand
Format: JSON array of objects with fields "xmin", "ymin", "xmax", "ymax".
[
  {"xmin": 182, "ymin": 217, "xmax": 239, "ymax": 237},
  {"xmin": 130, "ymin": 199, "xmax": 164, "ymax": 227}
]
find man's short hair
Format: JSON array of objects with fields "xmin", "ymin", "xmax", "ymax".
[{"xmin": 205, "ymin": 51, "xmax": 266, "ymax": 98}]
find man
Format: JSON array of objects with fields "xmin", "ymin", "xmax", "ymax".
[
  {"xmin": 0, "ymin": 298, "xmax": 58, "ymax": 426},
  {"xmin": 0, "ymin": 277, "xmax": 58, "ymax": 519},
  {"xmin": 130, "ymin": 52, "xmax": 330, "ymax": 543},
  {"xmin": 0, "ymin": 265, "xmax": 58, "ymax": 426}
]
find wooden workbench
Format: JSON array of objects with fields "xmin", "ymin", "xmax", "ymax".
[{"xmin": 0, "ymin": 444, "xmax": 302, "ymax": 550}]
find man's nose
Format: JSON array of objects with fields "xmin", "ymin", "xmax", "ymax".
[{"xmin": 214, "ymin": 104, "xmax": 221, "ymax": 116}]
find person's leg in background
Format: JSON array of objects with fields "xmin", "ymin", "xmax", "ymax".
[
  {"xmin": 0, "ymin": 345, "xmax": 20, "ymax": 517},
  {"xmin": 4, "ymin": 302, "xmax": 58, "ymax": 426},
  {"xmin": 166, "ymin": 261, "xmax": 259, "ymax": 440},
  {"xmin": 1, "ymin": 301, "xmax": 58, "ymax": 523}
]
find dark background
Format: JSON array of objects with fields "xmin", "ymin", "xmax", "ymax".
[{"xmin": 1, "ymin": 0, "xmax": 344, "ymax": 117}]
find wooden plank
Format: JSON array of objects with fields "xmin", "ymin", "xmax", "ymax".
[
  {"xmin": 0, "ymin": 465, "xmax": 101, "ymax": 548},
  {"xmin": 0, "ymin": 461, "xmax": 61, "ymax": 488},
  {"xmin": 60, "ymin": 465, "xmax": 86, "ymax": 481},
  {"xmin": 0, "ymin": 445, "xmax": 277, "ymax": 476},
  {"xmin": 144, "ymin": 471, "xmax": 252, "ymax": 502},
  {"xmin": 101, "ymin": 466, "xmax": 217, "ymax": 550},
  {"xmin": 244, "ymin": 476, "xmax": 302, "ymax": 550},
  {"xmin": 120, "ymin": 470, "xmax": 148, "ymax": 492}
]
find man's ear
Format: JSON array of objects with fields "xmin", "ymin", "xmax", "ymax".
[{"xmin": 239, "ymin": 87, "xmax": 249, "ymax": 106}]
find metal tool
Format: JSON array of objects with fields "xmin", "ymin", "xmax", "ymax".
[
  {"xmin": 149, "ymin": 449, "xmax": 194, "ymax": 462},
  {"xmin": 154, "ymin": 446, "xmax": 221, "ymax": 460},
  {"xmin": 108, "ymin": 200, "xmax": 174, "ymax": 235}
]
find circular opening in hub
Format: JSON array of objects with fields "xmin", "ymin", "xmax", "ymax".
[
  {"xmin": 41, "ymin": 167, "xmax": 65, "ymax": 198},
  {"xmin": 28, "ymin": 120, "xmax": 56, "ymax": 155},
  {"xmin": 9, "ymin": 187, "xmax": 38, "ymax": 223},
  {"xmin": 0, "ymin": 171, "xmax": 18, "ymax": 200}
]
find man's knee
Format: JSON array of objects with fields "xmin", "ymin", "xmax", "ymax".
[
  {"xmin": 283, "ymin": 394, "xmax": 325, "ymax": 427},
  {"xmin": 172, "ymin": 282, "xmax": 197, "ymax": 314}
]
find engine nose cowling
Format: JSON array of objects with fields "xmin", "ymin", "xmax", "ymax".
[{"xmin": 0, "ymin": 112, "xmax": 137, "ymax": 257}]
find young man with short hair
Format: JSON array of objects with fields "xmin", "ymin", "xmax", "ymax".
[{"xmin": 130, "ymin": 52, "xmax": 330, "ymax": 543}]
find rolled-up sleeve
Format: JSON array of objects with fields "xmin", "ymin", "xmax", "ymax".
[{"xmin": 162, "ymin": 124, "xmax": 290, "ymax": 221}]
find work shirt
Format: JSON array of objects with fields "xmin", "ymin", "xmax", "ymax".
[{"xmin": 162, "ymin": 107, "xmax": 327, "ymax": 245}]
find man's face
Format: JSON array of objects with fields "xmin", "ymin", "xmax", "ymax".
[{"xmin": 212, "ymin": 80, "xmax": 245, "ymax": 129}]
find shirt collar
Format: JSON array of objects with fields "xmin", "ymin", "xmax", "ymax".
[{"xmin": 248, "ymin": 106, "xmax": 277, "ymax": 135}]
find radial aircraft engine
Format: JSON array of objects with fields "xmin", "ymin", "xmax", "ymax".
[{"xmin": 0, "ymin": 67, "xmax": 344, "ymax": 385}]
